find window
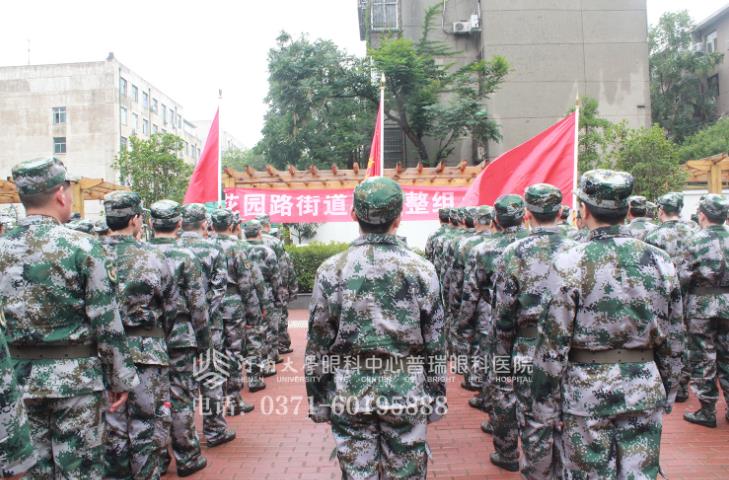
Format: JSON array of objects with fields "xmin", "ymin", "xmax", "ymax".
[
  {"xmin": 709, "ymin": 74, "xmax": 720, "ymax": 98},
  {"xmin": 178, "ymin": 115, "xmax": 182, "ymax": 129},
  {"xmin": 162, "ymin": 104, "xmax": 167, "ymax": 125},
  {"xmin": 707, "ymin": 31, "xmax": 718, "ymax": 54},
  {"xmin": 120, "ymin": 77, "xmax": 127, "ymax": 97},
  {"xmin": 132, "ymin": 85, "xmax": 139, "ymax": 103},
  {"xmin": 152, "ymin": 98, "xmax": 158, "ymax": 113},
  {"xmin": 52, "ymin": 106, "xmax": 66, "ymax": 124},
  {"xmin": 120, "ymin": 106, "xmax": 128, "ymax": 125},
  {"xmin": 142, "ymin": 119, "xmax": 149, "ymax": 135},
  {"xmin": 132, "ymin": 112, "xmax": 139, "ymax": 130},
  {"xmin": 53, "ymin": 137, "xmax": 66, "ymax": 154},
  {"xmin": 120, "ymin": 136, "xmax": 127, "ymax": 151},
  {"xmin": 371, "ymin": 0, "xmax": 399, "ymax": 31},
  {"xmin": 184, "ymin": 142, "xmax": 189, "ymax": 156},
  {"xmin": 152, "ymin": 124, "xmax": 158, "ymax": 134},
  {"xmin": 142, "ymin": 91, "xmax": 149, "ymax": 109}
]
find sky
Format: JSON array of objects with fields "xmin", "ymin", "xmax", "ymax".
[{"xmin": 0, "ymin": 1, "xmax": 726, "ymax": 148}]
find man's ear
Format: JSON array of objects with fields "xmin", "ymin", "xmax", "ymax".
[
  {"xmin": 56, "ymin": 184, "xmax": 70, "ymax": 208},
  {"xmin": 350, "ymin": 210, "xmax": 358, "ymax": 222}
]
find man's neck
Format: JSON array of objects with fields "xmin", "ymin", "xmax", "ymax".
[
  {"xmin": 109, "ymin": 228, "xmax": 136, "ymax": 237},
  {"xmin": 25, "ymin": 208, "xmax": 65, "ymax": 223},
  {"xmin": 154, "ymin": 231, "xmax": 178, "ymax": 239}
]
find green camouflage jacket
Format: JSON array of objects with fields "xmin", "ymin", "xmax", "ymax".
[
  {"xmin": 567, "ymin": 228, "xmax": 590, "ymax": 242},
  {"xmin": 305, "ymin": 234, "xmax": 445, "ymax": 421},
  {"xmin": 425, "ymin": 225, "xmax": 448, "ymax": 264},
  {"xmin": 531, "ymin": 225, "xmax": 685, "ymax": 423},
  {"xmin": 282, "ymin": 251, "xmax": 298, "ymax": 300},
  {"xmin": 625, "ymin": 217, "xmax": 658, "ymax": 240},
  {"xmin": 214, "ymin": 234, "xmax": 263, "ymax": 327},
  {"xmin": 102, "ymin": 235, "xmax": 177, "ymax": 366},
  {"xmin": 432, "ymin": 226, "xmax": 457, "ymax": 281},
  {"xmin": 678, "ymin": 224, "xmax": 729, "ymax": 320},
  {"xmin": 178, "ymin": 232, "xmax": 227, "ymax": 331},
  {"xmin": 448, "ymin": 231, "xmax": 490, "ymax": 329},
  {"xmin": 262, "ymin": 233, "xmax": 288, "ymax": 304},
  {"xmin": 245, "ymin": 240, "xmax": 281, "ymax": 310},
  {"xmin": 149, "ymin": 238, "xmax": 211, "ymax": 352},
  {"xmin": 644, "ymin": 219, "xmax": 698, "ymax": 262},
  {"xmin": 0, "ymin": 215, "xmax": 138, "ymax": 398}
]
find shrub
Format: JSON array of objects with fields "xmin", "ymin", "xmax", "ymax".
[{"xmin": 285, "ymin": 242, "xmax": 350, "ymax": 293}]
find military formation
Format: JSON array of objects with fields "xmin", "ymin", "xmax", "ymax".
[{"xmin": 0, "ymin": 157, "xmax": 297, "ymax": 479}]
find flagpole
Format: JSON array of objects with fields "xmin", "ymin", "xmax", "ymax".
[
  {"xmin": 572, "ymin": 94, "xmax": 580, "ymax": 209},
  {"xmin": 217, "ymin": 89, "xmax": 223, "ymax": 207},
  {"xmin": 379, "ymin": 73, "xmax": 385, "ymax": 177}
]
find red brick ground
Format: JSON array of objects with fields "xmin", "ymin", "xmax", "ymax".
[{"xmin": 168, "ymin": 310, "xmax": 729, "ymax": 480}]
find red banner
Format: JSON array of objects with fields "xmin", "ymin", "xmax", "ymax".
[{"xmin": 224, "ymin": 186, "xmax": 467, "ymax": 223}]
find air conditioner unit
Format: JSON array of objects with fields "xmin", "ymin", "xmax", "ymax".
[{"xmin": 453, "ymin": 21, "xmax": 472, "ymax": 34}]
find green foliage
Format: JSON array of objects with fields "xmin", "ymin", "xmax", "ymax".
[
  {"xmin": 285, "ymin": 223, "xmax": 320, "ymax": 244},
  {"xmin": 113, "ymin": 133, "xmax": 193, "ymax": 206},
  {"xmin": 650, "ymin": 11, "xmax": 724, "ymax": 142},
  {"xmin": 614, "ymin": 125, "xmax": 686, "ymax": 200},
  {"xmin": 223, "ymin": 147, "xmax": 267, "ymax": 171},
  {"xmin": 285, "ymin": 242, "xmax": 349, "ymax": 293},
  {"xmin": 257, "ymin": 32, "xmax": 377, "ymax": 170},
  {"xmin": 678, "ymin": 117, "xmax": 729, "ymax": 161}
]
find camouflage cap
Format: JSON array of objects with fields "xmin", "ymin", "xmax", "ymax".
[
  {"xmin": 646, "ymin": 201, "xmax": 658, "ymax": 217},
  {"xmin": 699, "ymin": 194, "xmax": 729, "ymax": 219},
  {"xmin": 93, "ymin": 218, "xmax": 109, "ymax": 234},
  {"xmin": 103, "ymin": 191, "xmax": 143, "ymax": 218},
  {"xmin": 577, "ymin": 169, "xmax": 634, "ymax": 210},
  {"xmin": 255, "ymin": 214, "xmax": 271, "ymax": 226},
  {"xmin": 244, "ymin": 219, "xmax": 262, "ymax": 237},
  {"xmin": 476, "ymin": 205, "xmax": 494, "ymax": 225},
  {"xmin": 353, "ymin": 177, "xmax": 403, "ymax": 225},
  {"xmin": 66, "ymin": 219, "xmax": 94, "ymax": 234},
  {"xmin": 181, "ymin": 203, "xmax": 207, "ymax": 224},
  {"xmin": 438, "ymin": 208, "xmax": 450, "ymax": 222},
  {"xmin": 657, "ymin": 192, "xmax": 684, "ymax": 214},
  {"xmin": 211, "ymin": 208, "xmax": 234, "ymax": 228},
  {"xmin": 12, "ymin": 157, "xmax": 71, "ymax": 196},
  {"xmin": 628, "ymin": 195, "xmax": 647, "ymax": 210},
  {"xmin": 560, "ymin": 205, "xmax": 571, "ymax": 220},
  {"xmin": 494, "ymin": 194, "xmax": 525, "ymax": 222},
  {"xmin": 150, "ymin": 199, "xmax": 182, "ymax": 229},
  {"xmin": 524, "ymin": 183, "xmax": 562, "ymax": 214},
  {"xmin": 464, "ymin": 206, "xmax": 478, "ymax": 223}
]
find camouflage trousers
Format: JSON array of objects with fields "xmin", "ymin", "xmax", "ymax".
[
  {"xmin": 200, "ymin": 329, "xmax": 230, "ymax": 440},
  {"xmin": 161, "ymin": 348, "xmax": 203, "ymax": 472},
  {"xmin": 245, "ymin": 316, "xmax": 269, "ymax": 382},
  {"xmin": 560, "ymin": 408, "xmax": 662, "ymax": 480},
  {"xmin": 24, "ymin": 392, "xmax": 104, "ymax": 480},
  {"xmin": 266, "ymin": 304, "xmax": 282, "ymax": 363},
  {"xmin": 105, "ymin": 365, "xmax": 171, "ymax": 480},
  {"xmin": 687, "ymin": 317, "xmax": 729, "ymax": 406},
  {"xmin": 278, "ymin": 304, "xmax": 292, "ymax": 351},
  {"xmin": 223, "ymin": 309, "xmax": 246, "ymax": 409},
  {"xmin": 331, "ymin": 409, "xmax": 430, "ymax": 480}
]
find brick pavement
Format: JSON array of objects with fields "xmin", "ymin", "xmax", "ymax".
[{"xmin": 167, "ymin": 310, "xmax": 729, "ymax": 480}]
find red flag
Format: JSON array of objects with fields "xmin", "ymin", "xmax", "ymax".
[
  {"xmin": 365, "ymin": 104, "xmax": 383, "ymax": 178},
  {"xmin": 184, "ymin": 109, "xmax": 219, "ymax": 204},
  {"xmin": 460, "ymin": 112, "xmax": 577, "ymax": 207}
]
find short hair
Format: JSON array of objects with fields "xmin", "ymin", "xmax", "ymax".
[
  {"xmin": 585, "ymin": 202, "xmax": 628, "ymax": 225},
  {"xmin": 181, "ymin": 221, "xmax": 203, "ymax": 231},
  {"xmin": 18, "ymin": 183, "xmax": 66, "ymax": 209},
  {"xmin": 495, "ymin": 216, "xmax": 522, "ymax": 229},
  {"xmin": 629, "ymin": 206, "xmax": 647, "ymax": 217},
  {"xmin": 703, "ymin": 211, "xmax": 727, "ymax": 224},
  {"xmin": 531, "ymin": 211, "xmax": 560, "ymax": 224},
  {"xmin": 213, "ymin": 224, "xmax": 230, "ymax": 233},
  {"xmin": 357, "ymin": 218, "xmax": 395, "ymax": 235},
  {"xmin": 107, "ymin": 214, "xmax": 137, "ymax": 231},
  {"xmin": 152, "ymin": 223, "xmax": 177, "ymax": 234},
  {"xmin": 464, "ymin": 217, "xmax": 475, "ymax": 229}
]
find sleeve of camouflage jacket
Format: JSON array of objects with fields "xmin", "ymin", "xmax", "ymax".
[
  {"xmin": 492, "ymin": 253, "xmax": 520, "ymax": 378},
  {"xmin": 654, "ymin": 258, "xmax": 686, "ymax": 406},
  {"xmin": 677, "ymin": 237, "xmax": 699, "ymax": 291},
  {"xmin": 184, "ymin": 256, "xmax": 211, "ymax": 352},
  {"xmin": 0, "ymin": 330, "xmax": 36, "ymax": 477},
  {"xmin": 457, "ymin": 249, "xmax": 485, "ymax": 345},
  {"xmin": 267, "ymin": 251, "xmax": 282, "ymax": 304},
  {"xmin": 421, "ymin": 268, "xmax": 447, "ymax": 402},
  {"xmin": 237, "ymin": 252, "xmax": 262, "ymax": 327},
  {"xmin": 82, "ymin": 242, "xmax": 139, "ymax": 392},
  {"xmin": 209, "ymin": 249, "xmax": 227, "ymax": 322},
  {"xmin": 251, "ymin": 263, "xmax": 269, "ymax": 320},
  {"xmin": 287, "ymin": 252, "xmax": 299, "ymax": 299},
  {"xmin": 159, "ymin": 258, "xmax": 180, "ymax": 337}
]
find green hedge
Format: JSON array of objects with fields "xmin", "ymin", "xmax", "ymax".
[{"xmin": 285, "ymin": 242, "xmax": 349, "ymax": 293}]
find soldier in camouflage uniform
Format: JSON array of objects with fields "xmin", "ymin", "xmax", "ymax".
[
  {"xmin": 94, "ymin": 218, "xmax": 110, "ymax": 237},
  {"xmin": 305, "ymin": 177, "xmax": 446, "ymax": 479},
  {"xmin": 491, "ymin": 184, "xmax": 576, "ymax": 476},
  {"xmin": 149, "ymin": 200, "xmax": 211, "ymax": 477},
  {"xmin": 425, "ymin": 208, "xmax": 450, "ymax": 264},
  {"xmin": 178, "ymin": 204, "xmax": 236, "ymax": 447},
  {"xmin": 243, "ymin": 220, "xmax": 280, "ymax": 387},
  {"xmin": 434, "ymin": 208, "xmax": 461, "ymax": 284},
  {"xmin": 557, "ymin": 205, "xmax": 575, "ymax": 235},
  {"xmin": 531, "ymin": 170, "xmax": 684, "ymax": 479},
  {"xmin": 65, "ymin": 218, "xmax": 95, "ymax": 234},
  {"xmin": 625, "ymin": 195, "xmax": 658, "ymax": 240},
  {"xmin": 101, "ymin": 191, "xmax": 178, "ymax": 480},
  {"xmin": 0, "ymin": 157, "xmax": 139, "ymax": 479},
  {"xmin": 567, "ymin": 209, "xmax": 590, "ymax": 242},
  {"xmin": 0, "ymin": 329, "xmax": 35, "ymax": 478},
  {"xmin": 211, "ymin": 208, "xmax": 262, "ymax": 415},
  {"xmin": 678, "ymin": 194, "xmax": 729, "ymax": 428},
  {"xmin": 459, "ymin": 195, "xmax": 529, "ymax": 441},
  {"xmin": 645, "ymin": 192, "xmax": 699, "ymax": 403}
]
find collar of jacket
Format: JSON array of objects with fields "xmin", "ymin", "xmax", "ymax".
[
  {"xmin": 179, "ymin": 231, "xmax": 202, "ymax": 239},
  {"xmin": 589, "ymin": 224, "xmax": 625, "ymax": 240},
  {"xmin": 20, "ymin": 214, "xmax": 60, "ymax": 226},
  {"xmin": 352, "ymin": 233, "xmax": 400, "ymax": 247},
  {"xmin": 531, "ymin": 226, "xmax": 561, "ymax": 235},
  {"xmin": 502, "ymin": 225, "xmax": 525, "ymax": 235}
]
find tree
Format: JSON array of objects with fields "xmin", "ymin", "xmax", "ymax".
[
  {"xmin": 678, "ymin": 117, "xmax": 729, "ymax": 162},
  {"xmin": 570, "ymin": 97, "xmax": 629, "ymax": 173},
  {"xmin": 366, "ymin": 6, "xmax": 509, "ymax": 165},
  {"xmin": 285, "ymin": 223, "xmax": 320, "ymax": 245},
  {"xmin": 257, "ymin": 32, "xmax": 377, "ymax": 170},
  {"xmin": 113, "ymin": 133, "xmax": 193, "ymax": 206},
  {"xmin": 223, "ymin": 147, "xmax": 267, "ymax": 171},
  {"xmin": 650, "ymin": 11, "xmax": 724, "ymax": 142},
  {"xmin": 614, "ymin": 125, "xmax": 686, "ymax": 200}
]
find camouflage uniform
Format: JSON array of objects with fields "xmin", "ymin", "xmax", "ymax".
[
  {"xmin": 0, "ymin": 329, "xmax": 36, "ymax": 477},
  {"xmin": 101, "ymin": 192, "xmax": 177, "ymax": 480},
  {"xmin": 557, "ymin": 205, "xmax": 575, "ymax": 236},
  {"xmin": 178, "ymin": 204, "xmax": 235, "ymax": 445},
  {"xmin": 149, "ymin": 200, "xmax": 211, "ymax": 476},
  {"xmin": 625, "ymin": 196, "xmax": 658, "ymax": 240},
  {"xmin": 257, "ymin": 214, "xmax": 290, "ymax": 355},
  {"xmin": 491, "ymin": 184, "xmax": 575, "ymax": 477},
  {"xmin": 531, "ymin": 170, "xmax": 684, "ymax": 479},
  {"xmin": 280, "ymin": 249, "xmax": 299, "ymax": 353},
  {"xmin": 678, "ymin": 194, "xmax": 729, "ymax": 427},
  {"xmin": 65, "ymin": 218, "xmax": 95, "ymax": 234},
  {"xmin": 0, "ymin": 157, "xmax": 139, "ymax": 480},
  {"xmin": 424, "ymin": 209, "xmax": 450, "ymax": 263},
  {"xmin": 212, "ymin": 209, "xmax": 263, "ymax": 413},
  {"xmin": 306, "ymin": 177, "xmax": 446, "ymax": 480}
]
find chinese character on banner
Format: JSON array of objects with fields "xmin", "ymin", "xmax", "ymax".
[
  {"xmin": 243, "ymin": 194, "xmax": 266, "ymax": 217},
  {"xmin": 296, "ymin": 195, "xmax": 321, "ymax": 217},
  {"xmin": 225, "ymin": 193, "xmax": 240, "ymax": 211},
  {"xmin": 432, "ymin": 191, "xmax": 455, "ymax": 211},
  {"xmin": 404, "ymin": 191, "xmax": 429, "ymax": 214},
  {"xmin": 323, "ymin": 194, "xmax": 348, "ymax": 216},
  {"xmin": 270, "ymin": 194, "xmax": 294, "ymax": 217}
]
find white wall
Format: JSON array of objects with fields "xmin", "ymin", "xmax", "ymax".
[{"xmin": 306, "ymin": 220, "xmax": 441, "ymax": 250}]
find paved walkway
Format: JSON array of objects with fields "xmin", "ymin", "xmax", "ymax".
[{"xmin": 168, "ymin": 310, "xmax": 729, "ymax": 480}]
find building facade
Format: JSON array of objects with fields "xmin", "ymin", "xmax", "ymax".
[
  {"xmin": 0, "ymin": 53, "xmax": 202, "ymax": 183},
  {"xmin": 694, "ymin": 5, "xmax": 729, "ymax": 118},
  {"xmin": 359, "ymin": 0, "xmax": 651, "ymax": 165}
]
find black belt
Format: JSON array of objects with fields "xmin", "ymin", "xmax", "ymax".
[
  {"xmin": 690, "ymin": 286, "xmax": 729, "ymax": 295},
  {"xmin": 517, "ymin": 325, "xmax": 538, "ymax": 338},
  {"xmin": 9, "ymin": 343, "xmax": 97, "ymax": 360},
  {"xmin": 125, "ymin": 325, "xmax": 165, "ymax": 338},
  {"xmin": 569, "ymin": 348, "xmax": 654, "ymax": 364}
]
